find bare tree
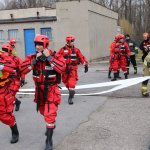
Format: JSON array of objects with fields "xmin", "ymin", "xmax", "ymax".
[{"xmin": 1, "ymin": 0, "xmax": 150, "ymax": 40}]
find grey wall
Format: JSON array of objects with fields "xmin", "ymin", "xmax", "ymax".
[
  {"xmin": 0, "ymin": 1, "xmax": 118, "ymax": 61},
  {"xmin": 0, "ymin": 21, "xmax": 56, "ymax": 59},
  {"xmin": 88, "ymin": 1, "xmax": 118, "ymax": 60},
  {"xmin": 56, "ymin": 0, "xmax": 118, "ymax": 61},
  {"xmin": 55, "ymin": 1, "xmax": 90, "ymax": 59},
  {"xmin": 88, "ymin": 11, "xmax": 117, "ymax": 60}
]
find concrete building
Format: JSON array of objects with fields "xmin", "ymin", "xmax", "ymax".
[{"xmin": 0, "ymin": 0, "xmax": 118, "ymax": 61}]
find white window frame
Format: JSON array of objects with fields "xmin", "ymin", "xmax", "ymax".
[
  {"xmin": 0, "ymin": 30, "xmax": 4, "ymax": 41},
  {"xmin": 40, "ymin": 28, "xmax": 53, "ymax": 40},
  {"xmin": 8, "ymin": 29, "xmax": 19, "ymax": 40}
]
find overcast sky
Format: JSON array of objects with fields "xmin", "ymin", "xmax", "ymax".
[
  {"xmin": 0, "ymin": 0, "xmax": 5, "ymax": 5},
  {"xmin": 0, "ymin": 0, "xmax": 4, "ymax": 3}
]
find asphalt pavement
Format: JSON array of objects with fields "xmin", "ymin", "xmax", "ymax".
[{"xmin": 1, "ymin": 62, "xmax": 150, "ymax": 150}]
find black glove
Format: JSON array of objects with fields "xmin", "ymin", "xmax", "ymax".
[
  {"xmin": 14, "ymin": 68, "xmax": 19, "ymax": 73},
  {"xmin": 32, "ymin": 59, "xmax": 37, "ymax": 65},
  {"xmin": 47, "ymin": 55, "xmax": 52, "ymax": 61},
  {"xmin": 21, "ymin": 79, "xmax": 25, "ymax": 87},
  {"xmin": 37, "ymin": 54, "xmax": 47, "ymax": 62},
  {"xmin": 126, "ymin": 56, "xmax": 130, "ymax": 62},
  {"xmin": 84, "ymin": 64, "xmax": 88, "ymax": 73},
  {"xmin": 111, "ymin": 57, "xmax": 114, "ymax": 62}
]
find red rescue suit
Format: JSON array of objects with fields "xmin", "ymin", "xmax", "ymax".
[
  {"xmin": 0, "ymin": 52, "xmax": 18, "ymax": 127},
  {"xmin": 109, "ymin": 46, "xmax": 114, "ymax": 72},
  {"xmin": 20, "ymin": 50, "xmax": 66, "ymax": 128},
  {"xmin": 58, "ymin": 45, "xmax": 88, "ymax": 89},
  {"xmin": 110, "ymin": 41, "xmax": 130, "ymax": 73},
  {"xmin": 9, "ymin": 55, "xmax": 25, "ymax": 96}
]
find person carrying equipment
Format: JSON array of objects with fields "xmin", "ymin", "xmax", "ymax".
[
  {"xmin": 110, "ymin": 34, "xmax": 130, "ymax": 81},
  {"xmin": 0, "ymin": 49, "xmax": 20, "ymax": 144}
]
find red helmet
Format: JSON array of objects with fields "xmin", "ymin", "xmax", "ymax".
[
  {"xmin": 119, "ymin": 34, "xmax": 125, "ymax": 39},
  {"xmin": 115, "ymin": 34, "xmax": 120, "ymax": 41},
  {"xmin": 2, "ymin": 44, "xmax": 13, "ymax": 54},
  {"xmin": 115, "ymin": 34, "xmax": 125, "ymax": 41},
  {"xmin": 9, "ymin": 38, "xmax": 16, "ymax": 46},
  {"xmin": 34, "ymin": 34, "xmax": 49, "ymax": 48},
  {"xmin": 66, "ymin": 36, "xmax": 75, "ymax": 43}
]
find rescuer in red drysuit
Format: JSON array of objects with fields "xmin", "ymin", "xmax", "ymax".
[
  {"xmin": 0, "ymin": 49, "xmax": 20, "ymax": 144},
  {"xmin": 20, "ymin": 34, "xmax": 66, "ymax": 150},
  {"xmin": 110, "ymin": 34, "xmax": 130, "ymax": 81},
  {"xmin": 58, "ymin": 35, "xmax": 88, "ymax": 105},
  {"xmin": 3, "ymin": 43, "xmax": 25, "ymax": 111},
  {"xmin": 108, "ymin": 35, "xmax": 122, "ymax": 79}
]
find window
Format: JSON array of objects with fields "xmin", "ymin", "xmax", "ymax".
[
  {"xmin": 0, "ymin": 30, "xmax": 4, "ymax": 40},
  {"xmin": 8, "ymin": 29, "xmax": 19, "ymax": 40},
  {"xmin": 41, "ymin": 28, "xmax": 53, "ymax": 40}
]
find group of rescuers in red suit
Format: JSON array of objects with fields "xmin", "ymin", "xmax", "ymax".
[
  {"xmin": 0, "ymin": 34, "xmax": 88, "ymax": 150},
  {"xmin": 108, "ymin": 34, "xmax": 131, "ymax": 81},
  {"xmin": 0, "ymin": 32, "xmax": 149, "ymax": 150},
  {"xmin": 1, "ymin": 33, "xmax": 147, "ymax": 150},
  {"xmin": 108, "ymin": 32, "xmax": 150, "ymax": 81}
]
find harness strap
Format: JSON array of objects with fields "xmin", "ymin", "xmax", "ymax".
[
  {"xmin": 35, "ymin": 82, "xmax": 56, "ymax": 112},
  {"xmin": 36, "ymin": 83, "xmax": 41, "ymax": 112}
]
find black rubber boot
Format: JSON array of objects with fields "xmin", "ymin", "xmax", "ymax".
[
  {"xmin": 116, "ymin": 70, "xmax": 121, "ymax": 79},
  {"xmin": 45, "ymin": 125, "xmax": 56, "ymax": 136},
  {"xmin": 111, "ymin": 73, "xmax": 117, "ymax": 81},
  {"xmin": 127, "ymin": 68, "xmax": 129, "ymax": 75},
  {"xmin": 45, "ymin": 128, "xmax": 53, "ymax": 150},
  {"xmin": 15, "ymin": 98, "xmax": 21, "ymax": 111},
  {"xmin": 68, "ymin": 90, "xmax": 75, "ymax": 105},
  {"xmin": 10, "ymin": 123, "xmax": 19, "ymax": 144},
  {"xmin": 134, "ymin": 67, "xmax": 137, "ymax": 74},
  {"xmin": 124, "ymin": 73, "xmax": 128, "ymax": 79},
  {"xmin": 108, "ymin": 70, "xmax": 111, "ymax": 78}
]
